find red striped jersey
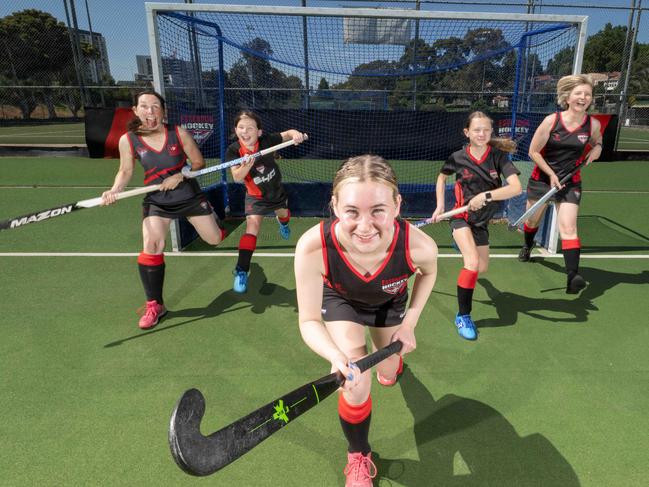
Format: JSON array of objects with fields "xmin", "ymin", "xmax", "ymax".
[
  {"xmin": 320, "ymin": 218, "xmax": 416, "ymax": 308},
  {"xmin": 441, "ymin": 145, "xmax": 519, "ymax": 225},
  {"xmin": 127, "ymin": 125, "xmax": 202, "ymax": 205},
  {"xmin": 531, "ymin": 112, "xmax": 592, "ymax": 184},
  {"xmin": 225, "ymin": 132, "xmax": 285, "ymax": 201}
]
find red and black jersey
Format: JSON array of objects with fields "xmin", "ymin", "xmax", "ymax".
[
  {"xmin": 225, "ymin": 132, "xmax": 285, "ymax": 201},
  {"xmin": 441, "ymin": 145, "xmax": 520, "ymax": 226},
  {"xmin": 531, "ymin": 112, "xmax": 592, "ymax": 184},
  {"xmin": 127, "ymin": 125, "xmax": 202, "ymax": 205},
  {"xmin": 320, "ymin": 218, "xmax": 417, "ymax": 308}
]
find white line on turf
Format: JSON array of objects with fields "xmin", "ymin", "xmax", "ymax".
[{"xmin": 1, "ymin": 252, "xmax": 649, "ymax": 259}]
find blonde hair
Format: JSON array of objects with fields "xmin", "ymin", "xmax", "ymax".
[
  {"xmin": 465, "ymin": 111, "xmax": 517, "ymax": 154},
  {"xmin": 332, "ymin": 155, "xmax": 399, "ymax": 203},
  {"xmin": 556, "ymin": 74, "xmax": 594, "ymax": 109}
]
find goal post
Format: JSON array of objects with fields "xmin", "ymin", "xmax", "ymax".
[{"xmin": 144, "ymin": 3, "xmax": 588, "ymax": 251}]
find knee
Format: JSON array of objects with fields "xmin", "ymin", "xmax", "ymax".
[
  {"xmin": 142, "ymin": 237, "xmax": 165, "ymax": 254},
  {"xmin": 203, "ymin": 234, "xmax": 222, "ymax": 246},
  {"xmin": 463, "ymin": 255, "xmax": 480, "ymax": 271}
]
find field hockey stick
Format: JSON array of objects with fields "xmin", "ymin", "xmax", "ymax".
[
  {"xmin": 168, "ymin": 340, "xmax": 402, "ymax": 477},
  {"xmin": 181, "ymin": 136, "xmax": 308, "ymax": 179},
  {"xmin": 509, "ymin": 160, "xmax": 589, "ymax": 230},
  {"xmin": 0, "ymin": 185, "xmax": 160, "ymax": 231},
  {"xmin": 413, "ymin": 205, "xmax": 469, "ymax": 228}
]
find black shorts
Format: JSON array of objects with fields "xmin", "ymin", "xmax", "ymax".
[
  {"xmin": 244, "ymin": 193, "xmax": 288, "ymax": 215},
  {"xmin": 450, "ymin": 218, "xmax": 490, "ymax": 246},
  {"xmin": 321, "ymin": 286, "xmax": 407, "ymax": 328},
  {"xmin": 527, "ymin": 179, "xmax": 582, "ymax": 205},
  {"xmin": 142, "ymin": 194, "xmax": 213, "ymax": 219}
]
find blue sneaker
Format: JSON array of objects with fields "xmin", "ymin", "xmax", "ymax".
[
  {"xmin": 277, "ymin": 218, "xmax": 291, "ymax": 240},
  {"xmin": 455, "ymin": 313, "xmax": 478, "ymax": 340},
  {"xmin": 233, "ymin": 268, "xmax": 248, "ymax": 293}
]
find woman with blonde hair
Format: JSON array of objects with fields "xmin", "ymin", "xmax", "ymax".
[
  {"xmin": 294, "ymin": 155, "xmax": 438, "ymax": 486},
  {"xmin": 518, "ymin": 74, "xmax": 602, "ymax": 294}
]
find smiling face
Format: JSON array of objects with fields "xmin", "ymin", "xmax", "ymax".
[
  {"xmin": 566, "ymin": 83, "xmax": 593, "ymax": 112},
  {"xmin": 133, "ymin": 93, "xmax": 165, "ymax": 131},
  {"xmin": 464, "ymin": 116, "xmax": 493, "ymax": 150},
  {"xmin": 332, "ymin": 180, "xmax": 401, "ymax": 255},
  {"xmin": 235, "ymin": 116, "xmax": 262, "ymax": 150}
]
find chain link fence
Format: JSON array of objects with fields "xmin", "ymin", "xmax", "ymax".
[{"xmin": 0, "ymin": 0, "xmax": 647, "ymax": 151}]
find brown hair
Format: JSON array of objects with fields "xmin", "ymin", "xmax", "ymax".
[
  {"xmin": 233, "ymin": 110, "xmax": 263, "ymax": 130},
  {"xmin": 332, "ymin": 155, "xmax": 399, "ymax": 204},
  {"xmin": 556, "ymin": 74, "xmax": 594, "ymax": 109},
  {"xmin": 465, "ymin": 111, "xmax": 517, "ymax": 154},
  {"xmin": 127, "ymin": 90, "xmax": 166, "ymax": 134}
]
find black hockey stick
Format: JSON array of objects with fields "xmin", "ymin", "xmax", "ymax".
[
  {"xmin": 0, "ymin": 186, "xmax": 158, "ymax": 231},
  {"xmin": 168, "ymin": 340, "xmax": 403, "ymax": 476}
]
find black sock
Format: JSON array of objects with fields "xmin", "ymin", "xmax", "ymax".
[
  {"xmin": 339, "ymin": 414, "xmax": 372, "ymax": 455},
  {"xmin": 524, "ymin": 227, "xmax": 538, "ymax": 249},
  {"xmin": 563, "ymin": 248, "xmax": 580, "ymax": 280},
  {"xmin": 138, "ymin": 263, "xmax": 165, "ymax": 304},
  {"xmin": 457, "ymin": 286, "xmax": 474, "ymax": 316},
  {"xmin": 236, "ymin": 250, "xmax": 253, "ymax": 272}
]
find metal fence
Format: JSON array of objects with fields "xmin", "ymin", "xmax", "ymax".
[{"xmin": 0, "ymin": 0, "xmax": 647, "ymax": 151}]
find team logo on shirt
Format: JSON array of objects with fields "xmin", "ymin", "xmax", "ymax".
[
  {"xmin": 489, "ymin": 169, "xmax": 498, "ymax": 179},
  {"xmin": 381, "ymin": 275, "xmax": 408, "ymax": 295},
  {"xmin": 577, "ymin": 134, "xmax": 589, "ymax": 144},
  {"xmin": 167, "ymin": 144, "xmax": 181, "ymax": 156},
  {"xmin": 552, "ymin": 133, "xmax": 562, "ymax": 142},
  {"xmin": 256, "ymin": 165, "xmax": 266, "ymax": 174},
  {"xmin": 136, "ymin": 147, "xmax": 148, "ymax": 157},
  {"xmin": 462, "ymin": 168, "xmax": 473, "ymax": 180},
  {"xmin": 253, "ymin": 168, "xmax": 276, "ymax": 185}
]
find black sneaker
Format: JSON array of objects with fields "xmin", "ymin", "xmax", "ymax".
[
  {"xmin": 518, "ymin": 246, "xmax": 532, "ymax": 262},
  {"xmin": 566, "ymin": 274, "xmax": 586, "ymax": 294}
]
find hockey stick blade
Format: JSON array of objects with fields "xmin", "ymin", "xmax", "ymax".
[
  {"xmin": 413, "ymin": 205, "xmax": 469, "ymax": 228},
  {"xmin": 168, "ymin": 340, "xmax": 402, "ymax": 476}
]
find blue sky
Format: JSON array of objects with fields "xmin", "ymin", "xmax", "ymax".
[{"xmin": 2, "ymin": 1, "xmax": 645, "ymax": 82}]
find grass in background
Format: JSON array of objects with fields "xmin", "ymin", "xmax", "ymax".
[{"xmin": 0, "ymin": 122, "xmax": 86, "ymax": 145}]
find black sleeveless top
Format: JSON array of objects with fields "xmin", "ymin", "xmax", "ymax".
[
  {"xmin": 531, "ymin": 113, "xmax": 592, "ymax": 185},
  {"xmin": 127, "ymin": 125, "xmax": 202, "ymax": 205},
  {"xmin": 320, "ymin": 218, "xmax": 416, "ymax": 308}
]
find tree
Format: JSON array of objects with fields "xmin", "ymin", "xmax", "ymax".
[
  {"xmin": 582, "ymin": 23, "xmax": 627, "ymax": 73},
  {"xmin": 0, "ymin": 9, "xmax": 75, "ymax": 118}
]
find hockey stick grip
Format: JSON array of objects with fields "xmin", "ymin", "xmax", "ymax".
[
  {"xmin": 334, "ymin": 341, "xmax": 403, "ymax": 384},
  {"xmin": 355, "ymin": 340, "xmax": 403, "ymax": 373}
]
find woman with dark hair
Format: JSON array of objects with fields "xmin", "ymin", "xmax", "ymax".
[
  {"xmin": 102, "ymin": 90, "xmax": 225, "ymax": 329},
  {"xmin": 225, "ymin": 110, "xmax": 307, "ymax": 293}
]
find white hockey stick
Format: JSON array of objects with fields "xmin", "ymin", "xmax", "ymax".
[
  {"xmin": 413, "ymin": 205, "xmax": 470, "ymax": 228},
  {"xmin": 181, "ymin": 137, "xmax": 307, "ymax": 179}
]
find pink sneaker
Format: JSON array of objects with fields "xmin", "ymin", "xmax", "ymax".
[
  {"xmin": 137, "ymin": 300, "xmax": 167, "ymax": 329},
  {"xmin": 376, "ymin": 355, "xmax": 403, "ymax": 387},
  {"xmin": 344, "ymin": 452, "xmax": 377, "ymax": 487}
]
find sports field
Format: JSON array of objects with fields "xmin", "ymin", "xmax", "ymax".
[
  {"xmin": 1, "ymin": 157, "xmax": 648, "ymax": 486},
  {"xmin": 0, "ymin": 122, "xmax": 647, "ymax": 152}
]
